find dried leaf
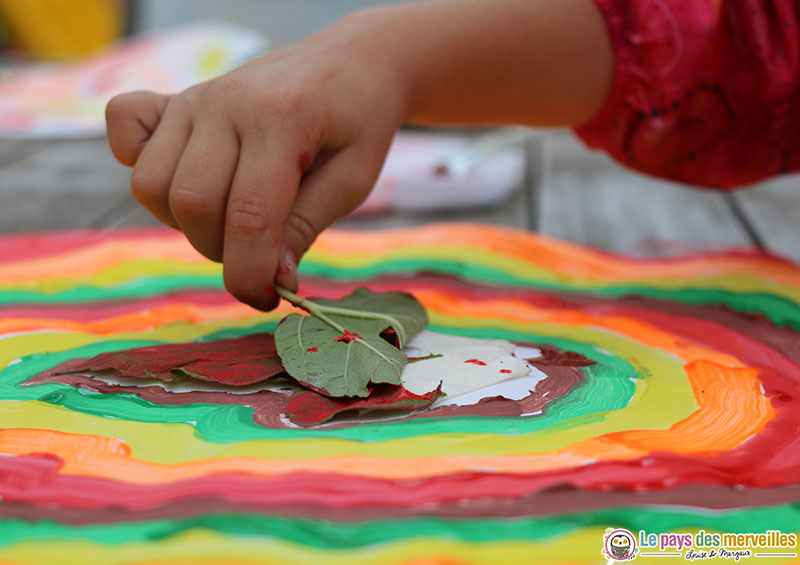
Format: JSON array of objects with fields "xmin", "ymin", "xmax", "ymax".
[
  {"xmin": 44, "ymin": 333, "xmax": 285, "ymax": 386},
  {"xmin": 285, "ymin": 383, "xmax": 442, "ymax": 427}
]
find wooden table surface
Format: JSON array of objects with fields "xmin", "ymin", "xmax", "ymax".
[{"xmin": 1, "ymin": 131, "xmax": 798, "ymax": 262}]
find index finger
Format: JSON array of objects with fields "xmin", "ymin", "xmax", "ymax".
[{"xmin": 222, "ymin": 129, "xmax": 304, "ymax": 310}]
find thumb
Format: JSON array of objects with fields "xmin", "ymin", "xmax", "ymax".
[
  {"xmin": 106, "ymin": 91, "xmax": 170, "ymax": 166},
  {"xmin": 275, "ymin": 144, "xmax": 387, "ymax": 292}
]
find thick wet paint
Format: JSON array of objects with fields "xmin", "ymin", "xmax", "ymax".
[{"xmin": 2, "ymin": 225, "xmax": 800, "ymax": 564}]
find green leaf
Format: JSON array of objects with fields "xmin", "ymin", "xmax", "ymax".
[
  {"xmin": 275, "ymin": 314, "xmax": 404, "ymax": 397},
  {"xmin": 313, "ymin": 287, "xmax": 427, "ymax": 348},
  {"xmin": 274, "ymin": 287, "xmax": 428, "ymax": 398}
]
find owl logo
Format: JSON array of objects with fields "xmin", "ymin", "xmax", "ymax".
[{"xmin": 601, "ymin": 528, "xmax": 638, "ymax": 561}]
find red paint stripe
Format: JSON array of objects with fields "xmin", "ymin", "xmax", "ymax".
[
  {"xmin": 0, "ymin": 290, "xmax": 236, "ymax": 320},
  {"xmin": 3, "ymin": 446, "xmax": 800, "ymax": 514},
  {"xmin": 0, "ymin": 228, "xmax": 176, "ymax": 263}
]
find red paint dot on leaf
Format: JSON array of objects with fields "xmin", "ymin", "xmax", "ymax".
[
  {"xmin": 380, "ymin": 327, "xmax": 399, "ymax": 347},
  {"xmin": 306, "ymin": 347, "xmax": 318, "ymax": 352},
  {"xmin": 334, "ymin": 330, "xmax": 361, "ymax": 343},
  {"xmin": 500, "ymin": 369, "xmax": 512, "ymax": 374},
  {"xmin": 465, "ymin": 358, "xmax": 486, "ymax": 366}
]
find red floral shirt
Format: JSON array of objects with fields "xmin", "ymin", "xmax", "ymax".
[{"xmin": 575, "ymin": 0, "xmax": 800, "ymax": 189}]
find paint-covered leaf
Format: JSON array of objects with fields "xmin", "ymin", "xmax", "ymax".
[
  {"xmin": 285, "ymin": 383, "xmax": 442, "ymax": 427},
  {"xmin": 275, "ymin": 287, "xmax": 428, "ymax": 397},
  {"xmin": 275, "ymin": 314, "xmax": 406, "ymax": 397},
  {"xmin": 44, "ymin": 333, "xmax": 285, "ymax": 386}
]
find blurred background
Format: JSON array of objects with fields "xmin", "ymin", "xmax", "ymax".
[
  {"xmin": 0, "ymin": 0, "xmax": 797, "ymax": 262},
  {"xmin": 134, "ymin": 0, "xmax": 405, "ymax": 46},
  {"xmin": 0, "ymin": 0, "xmax": 409, "ymax": 60}
]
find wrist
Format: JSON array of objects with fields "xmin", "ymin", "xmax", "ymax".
[{"xmin": 323, "ymin": 4, "xmax": 431, "ymax": 126}]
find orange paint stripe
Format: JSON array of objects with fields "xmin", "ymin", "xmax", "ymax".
[
  {"xmin": 415, "ymin": 291, "xmax": 744, "ymax": 366},
  {"xmin": 0, "ymin": 237, "xmax": 205, "ymax": 283},
  {"xmin": 0, "ymin": 427, "xmax": 644, "ymax": 483},
  {"xmin": 312, "ymin": 225, "xmax": 800, "ymax": 284},
  {"xmin": 0, "ymin": 304, "xmax": 258, "ymax": 335},
  {"xmin": 3, "ymin": 227, "xmax": 799, "ymax": 287},
  {"xmin": 574, "ymin": 361, "xmax": 774, "ymax": 456},
  {"xmin": 0, "ymin": 428, "xmax": 131, "ymax": 458},
  {"xmin": 0, "ymin": 301, "xmax": 306, "ymax": 336}
]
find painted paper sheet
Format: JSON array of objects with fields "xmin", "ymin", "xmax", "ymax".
[
  {"xmin": 0, "ymin": 23, "xmax": 266, "ymax": 138},
  {"xmin": 1, "ymin": 224, "xmax": 800, "ymax": 564}
]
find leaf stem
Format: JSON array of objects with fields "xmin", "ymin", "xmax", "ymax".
[
  {"xmin": 276, "ymin": 286, "xmax": 408, "ymax": 347},
  {"xmin": 277, "ymin": 286, "xmax": 349, "ymax": 333},
  {"xmin": 276, "ymin": 286, "xmax": 404, "ymax": 378}
]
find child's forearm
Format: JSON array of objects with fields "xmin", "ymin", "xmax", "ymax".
[{"xmin": 330, "ymin": 0, "xmax": 614, "ymax": 127}]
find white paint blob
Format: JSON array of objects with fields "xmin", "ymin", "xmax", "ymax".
[{"xmin": 401, "ymin": 331, "xmax": 534, "ymax": 403}]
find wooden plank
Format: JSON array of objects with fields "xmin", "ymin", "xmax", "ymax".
[
  {"xmin": 0, "ymin": 139, "xmax": 133, "ymax": 233},
  {"xmin": 335, "ymin": 183, "xmax": 529, "ymax": 231},
  {"xmin": 537, "ymin": 132, "xmax": 754, "ymax": 256},
  {"xmin": 729, "ymin": 175, "xmax": 800, "ymax": 263},
  {"xmin": 1, "ymin": 134, "xmax": 532, "ymax": 236},
  {"xmin": 86, "ymin": 193, "xmax": 162, "ymax": 229},
  {"xmin": 0, "ymin": 139, "xmax": 54, "ymax": 167}
]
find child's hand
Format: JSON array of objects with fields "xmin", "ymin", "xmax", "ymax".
[
  {"xmin": 106, "ymin": 20, "xmax": 407, "ymax": 310},
  {"xmin": 107, "ymin": 0, "xmax": 612, "ymax": 310}
]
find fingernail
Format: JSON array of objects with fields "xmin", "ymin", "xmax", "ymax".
[
  {"xmin": 278, "ymin": 247, "xmax": 299, "ymax": 292},
  {"xmin": 283, "ymin": 248, "xmax": 297, "ymax": 274}
]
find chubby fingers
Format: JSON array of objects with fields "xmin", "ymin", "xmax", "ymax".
[
  {"xmin": 106, "ymin": 87, "xmax": 390, "ymax": 313},
  {"xmin": 168, "ymin": 118, "xmax": 240, "ymax": 261},
  {"xmin": 106, "ymin": 91, "xmax": 170, "ymax": 166},
  {"xmin": 128, "ymin": 96, "xmax": 193, "ymax": 229}
]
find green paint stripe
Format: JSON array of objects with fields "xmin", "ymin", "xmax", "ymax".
[
  {"xmin": 4, "ymin": 260, "xmax": 799, "ymax": 331},
  {"xmin": 1, "ymin": 327, "xmax": 633, "ymax": 443},
  {"xmin": 1, "ymin": 504, "xmax": 798, "ymax": 548},
  {"xmin": 0, "ymin": 276, "xmax": 225, "ymax": 305}
]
